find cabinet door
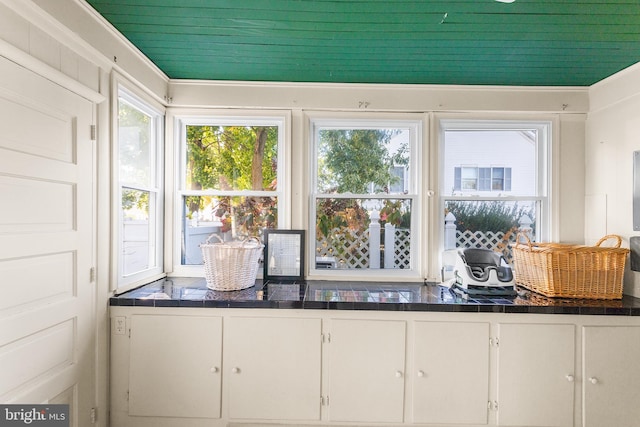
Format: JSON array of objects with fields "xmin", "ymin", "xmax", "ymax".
[
  {"xmin": 413, "ymin": 321, "xmax": 490, "ymax": 424},
  {"xmin": 497, "ymin": 323, "xmax": 575, "ymax": 427},
  {"xmin": 583, "ymin": 326, "xmax": 640, "ymax": 427},
  {"xmin": 226, "ymin": 316, "xmax": 322, "ymax": 420},
  {"xmin": 328, "ymin": 319, "xmax": 406, "ymax": 423},
  {"xmin": 128, "ymin": 315, "xmax": 223, "ymax": 418}
]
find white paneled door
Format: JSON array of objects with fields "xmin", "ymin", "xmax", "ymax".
[{"xmin": 0, "ymin": 55, "xmax": 95, "ymax": 427}]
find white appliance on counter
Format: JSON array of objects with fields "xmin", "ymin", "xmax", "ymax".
[{"xmin": 442, "ymin": 248, "xmax": 517, "ymax": 296}]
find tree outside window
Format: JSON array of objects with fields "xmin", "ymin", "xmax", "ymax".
[
  {"xmin": 312, "ymin": 121, "xmax": 417, "ymax": 271},
  {"xmin": 177, "ymin": 118, "xmax": 283, "ymax": 266}
]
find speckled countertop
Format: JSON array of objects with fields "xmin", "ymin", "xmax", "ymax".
[{"xmin": 109, "ymin": 277, "xmax": 640, "ymax": 315}]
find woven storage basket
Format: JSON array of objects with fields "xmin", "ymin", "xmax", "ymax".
[
  {"xmin": 513, "ymin": 234, "xmax": 629, "ymax": 299},
  {"xmin": 200, "ymin": 235, "xmax": 264, "ymax": 291}
]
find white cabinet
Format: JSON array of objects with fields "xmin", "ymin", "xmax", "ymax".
[
  {"xmin": 497, "ymin": 323, "xmax": 575, "ymax": 427},
  {"xmin": 412, "ymin": 321, "xmax": 490, "ymax": 424},
  {"xmin": 111, "ymin": 307, "xmax": 640, "ymax": 427},
  {"xmin": 225, "ymin": 316, "xmax": 322, "ymax": 420},
  {"xmin": 327, "ymin": 319, "xmax": 406, "ymax": 423},
  {"xmin": 128, "ymin": 314, "xmax": 223, "ymax": 419},
  {"xmin": 583, "ymin": 326, "xmax": 640, "ymax": 427}
]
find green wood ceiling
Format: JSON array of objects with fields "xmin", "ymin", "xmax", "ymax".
[{"xmin": 85, "ymin": 0, "xmax": 640, "ymax": 86}]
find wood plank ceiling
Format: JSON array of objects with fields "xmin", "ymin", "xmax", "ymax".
[{"xmin": 84, "ymin": 0, "xmax": 640, "ymax": 86}]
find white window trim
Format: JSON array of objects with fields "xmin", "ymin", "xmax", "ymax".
[
  {"xmin": 167, "ymin": 109, "xmax": 291, "ymax": 277},
  {"xmin": 435, "ymin": 117, "xmax": 555, "ymax": 280},
  {"xmin": 306, "ymin": 112, "xmax": 424, "ymax": 281},
  {"xmin": 112, "ymin": 76, "xmax": 166, "ymax": 293}
]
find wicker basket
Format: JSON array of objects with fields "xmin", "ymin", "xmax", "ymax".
[
  {"xmin": 513, "ymin": 234, "xmax": 629, "ymax": 299},
  {"xmin": 200, "ymin": 235, "xmax": 264, "ymax": 291}
]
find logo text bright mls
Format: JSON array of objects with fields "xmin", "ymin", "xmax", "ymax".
[{"xmin": 0, "ymin": 405, "xmax": 68, "ymax": 426}]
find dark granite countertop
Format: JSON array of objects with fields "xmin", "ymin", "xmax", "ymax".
[{"xmin": 109, "ymin": 277, "xmax": 640, "ymax": 315}]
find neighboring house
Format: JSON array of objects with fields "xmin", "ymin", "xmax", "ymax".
[{"xmin": 443, "ymin": 130, "xmax": 536, "ymax": 196}]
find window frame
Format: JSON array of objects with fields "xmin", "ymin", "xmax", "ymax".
[
  {"xmin": 307, "ymin": 113, "xmax": 424, "ymax": 280},
  {"xmin": 112, "ymin": 81, "xmax": 165, "ymax": 293},
  {"xmin": 170, "ymin": 110, "xmax": 291, "ymax": 277},
  {"xmin": 438, "ymin": 119, "xmax": 553, "ymax": 259}
]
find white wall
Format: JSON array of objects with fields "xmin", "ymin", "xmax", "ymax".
[
  {"xmin": 30, "ymin": 0, "xmax": 169, "ymax": 103},
  {"xmin": 0, "ymin": 0, "xmax": 101, "ymax": 94},
  {"xmin": 0, "ymin": 1, "xmax": 168, "ymax": 425},
  {"xmin": 587, "ymin": 63, "xmax": 640, "ymax": 297}
]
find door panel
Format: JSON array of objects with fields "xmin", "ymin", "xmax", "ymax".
[
  {"xmin": 497, "ymin": 323, "xmax": 575, "ymax": 427},
  {"xmin": 129, "ymin": 315, "xmax": 223, "ymax": 418},
  {"xmin": 0, "ymin": 55, "xmax": 94, "ymax": 427},
  {"xmin": 226, "ymin": 316, "xmax": 322, "ymax": 420},
  {"xmin": 583, "ymin": 326, "xmax": 640, "ymax": 427},
  {"xmin": 328, "ymin": 319, "xmax": 406, "ymax": 423},
  {"xmin": 413, "ymin": 321, "xmax": 490, "ymax": 424}
]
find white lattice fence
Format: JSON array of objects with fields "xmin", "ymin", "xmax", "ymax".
[
  {"xmin": 456, "ymin": 230, "xmax": 517, "ymax": 262},
  {"xmin": 393, "ymin": 229, "xmax": 411, "ymax": 269},
  {"xmin": 316, "ymin": 226, "xmax": 411, "ymax": 269},
  {"xmin": 445, "ymin": 213, "xmax": 532, "ymax": 264},
  {"xmin": 316, "ymin": 227, "xmax": 370, "ymax": 268}
]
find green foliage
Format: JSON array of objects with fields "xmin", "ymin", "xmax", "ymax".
[
  {"xmin": 445, "ymin": 201, "xmax": 535, "ymax": 234},
  {"xmin": 316, "ymin": 198, "xmax": 360, "ymax": 239},
  {"xmin": 122, "ymin": 189, "xmax": 149, "ymax": 219},
  {"xmin": 231, "ymin": 196, "xmax": 277, "ymax": 234},
  {"xmin": 380, "ymin": 200, "xmax": 411, "ymax": 228},
  {"xmin": 315, "ymin": 129, "xmax": 411, "ymax": 240},
  {"xmin": 185, "ymin": 125, "xmax": 279, "ymax": 238},
  {"xmin": 186, "ymin": 125, "xmax": 277, "ymax": 191},
  {"xmin": 317, "ymin": 129, "xmax": 401, "ymax": 193}
]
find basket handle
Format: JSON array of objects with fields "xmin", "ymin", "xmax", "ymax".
[
  {"xmin": 595, "ymin": 234, "xmax": 622, "ymax": 248},
  {"xmin": 515, "ymin": 232, "xmax": 533, "ymax": 250},
  {"xmin": 205, "ymin": 233, "xmax": 224, "ymax": 244},
  {"xmin": 242, "ymin": 236, "xmax": 262, "ymax": 246}
]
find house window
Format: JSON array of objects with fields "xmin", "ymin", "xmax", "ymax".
[
  {"xmin": 454, "ymin": 166, "xmax": 512, "ymax": 192},
  {"xmin": 441, "ymin": 120, "xmax": 550, "ymax": 260},
  {"xmin": 492, "ymin": 167, "xmax": 511, "ymax": 191},
  {"xmin": 310, "ymin": 117, "xmax": 419, "ymax": 275},
  {"xmin": 115, "ymin": 86, "xmax": 164, "ymax": 289},
  {"xmin": 174, "ymin": 113, "xmax": 286, "ymax": 272}
]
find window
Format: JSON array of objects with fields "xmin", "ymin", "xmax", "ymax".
[
  {"xmin": 441, "ymin": 120, "xmax": 550, "ymax": 261},
  {"xmin": 115, "ymin": 86, "xmax": 164, "ymax": 289},
  {"xmin": 310, "ymin": 117, "xmax": 420, "ymax": 275},
  {"xmin": 174, "ymin": 113, "xmax": 287, "ymax": 273},
  {"xmin": 454, "ymin": 166, "xmax": 512, "ymax": 192}
]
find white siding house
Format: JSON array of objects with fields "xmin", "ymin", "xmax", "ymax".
[{"xmin": 442, "ymin": 130, "xmax": 536, "ymax": 197}]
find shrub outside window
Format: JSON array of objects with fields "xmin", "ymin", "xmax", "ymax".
[
  {"xmin": 310, "ymin": 118, "xmax": 420, "ymax": 276},
  {"xmin": 441, "ymin": 120, "xmax": 550, "ymax": 263},
  {"xmin": 174, "ymin": 115, "xmax": 286, "ymax": 272}
]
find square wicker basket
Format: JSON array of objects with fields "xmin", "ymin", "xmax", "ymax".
[{"xmin": 513, "ymin": 234, "xmax": 629, "ymax": 299}]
